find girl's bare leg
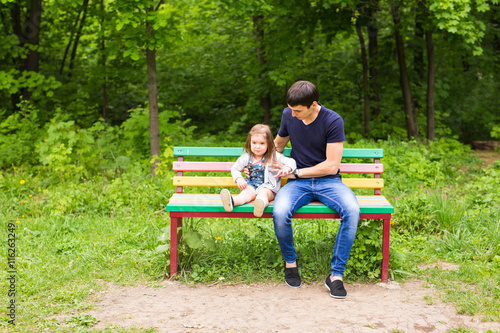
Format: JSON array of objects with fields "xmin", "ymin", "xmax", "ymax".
[
  {"xmin": 220, "ymin": 187, "xmax": 256, "ymax": 212},
  {"xmin": 253, "ymin": 188, "xmax": 275, "ymax": 217},
  {"xmin": 232, "ymin": 187, "xmax": 257, "ymax": 206}
]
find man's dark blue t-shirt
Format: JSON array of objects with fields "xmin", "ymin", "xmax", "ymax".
[{"xmin": 277, "ymin": 104, "xmax": 345, "ymax": 178}]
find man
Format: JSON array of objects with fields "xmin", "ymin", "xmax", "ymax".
[{"xmin": 273, "ymin": 80, "xmax": 360, "ymax": 298}]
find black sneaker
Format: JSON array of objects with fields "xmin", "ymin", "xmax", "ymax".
[
  {"xmin": 284, "ymin": 264, "xmax": 301, "ymax": 288},
  {"xmin": 325, "ymin": 276, "xmax": 347, "ymax": 299},
  {"xmin": 220, "ymin": 189, "xmax": 234, "ymax": 212}
]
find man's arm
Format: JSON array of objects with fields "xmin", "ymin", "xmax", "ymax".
[
  {"xmin": 274, "ymin": 134, "xmax": 289, "ymax": 153},
  {"xmin": 297, "ymin": 142, "xmax": 343, "ymax": 178}
]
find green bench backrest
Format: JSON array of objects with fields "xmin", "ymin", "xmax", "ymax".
[{"xmin": 174, "ymin": 147, "xmax": 384, "ymax": 159}]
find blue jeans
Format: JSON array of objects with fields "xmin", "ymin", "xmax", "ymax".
[{"xmin": 272, "ymin": 177, "xmax": 360, "ymax": 277}]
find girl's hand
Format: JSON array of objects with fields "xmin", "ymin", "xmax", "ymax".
[
  {"xmin": 236, "ymin": 177, "xmax": 247, "ymax": 190},
  {"xmin": 275, "ymin": 166, "xmax": 292, "ymax": 177},
  {"xmin": 242, "ymin": 166, "xmax": 250, "ymax": 178}
]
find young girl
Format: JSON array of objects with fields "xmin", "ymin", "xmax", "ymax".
[{"xmin": 220, "ymin": 124, "xmax": 296, "ymax": 217}]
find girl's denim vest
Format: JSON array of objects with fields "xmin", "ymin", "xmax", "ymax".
[{"xmin": 246, "ymin": 155, "xmax": 266, "ymax": 189}]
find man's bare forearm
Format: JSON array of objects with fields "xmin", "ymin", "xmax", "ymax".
[{"xmin": 274, "ymin": 135, "xmax": 289, "ymax": 153}]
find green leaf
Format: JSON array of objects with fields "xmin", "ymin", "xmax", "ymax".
[
  {"xmin": 184, "ymin": 231, "xmax": 203, "ymax": 249},
  {"xmin": 130, "ymin": 50, "xmax": 141, "ymax": 61},
  {"xmin": 203, "ymin": 238, "xmax": 216, "ymax": 252},
  {"xmin": 155, "ymin": 244, "xmax": 169, "ymax": 253}
]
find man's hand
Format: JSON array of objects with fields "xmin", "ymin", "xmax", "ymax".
[
  {"xmin": 236, "ymin": 177, "xmax": 247, "ymax": 190},
  {"xmin": 270, "ymin": 161, "xmax": 292, "ymax": 178}
]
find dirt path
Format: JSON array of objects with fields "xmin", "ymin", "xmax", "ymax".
[{"xmin": 85, "ymin": 279, "xmax": 500, "ymax": 333}]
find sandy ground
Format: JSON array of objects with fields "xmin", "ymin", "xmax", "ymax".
[{"xmin": 83, "ymin": 279, "xmax": 500, "ymax": 333}]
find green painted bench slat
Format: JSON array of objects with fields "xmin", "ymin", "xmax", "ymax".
[
  {"xmin": 174, "ymin": 147, "xmax": 384, "ymax": 158},
  {"xmin": 167, "ymin": 194, "xmax": 394, "ymax": 214}
]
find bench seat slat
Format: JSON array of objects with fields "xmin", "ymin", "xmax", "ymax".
[
  {"xmin": 167, "ymin": 194, "xmax": 394, "ymax": 214},
  {"xmin": 173, "ymin": 176, "xmax": 384, "ymax": 189},
  {"xmin": 174, "ymin": 147, "xmax": 383, "ymax": 158},
  {"xmin": 173, "ymin": 161, "xmax": 383, "ymax": 173}
]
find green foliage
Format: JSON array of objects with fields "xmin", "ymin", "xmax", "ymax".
[
  {"xmin": 429, "ymin": 0, "xmax": 497, "ymax": 55},
  {"xmin": 491, "ymin": 125, "xmax": 500, "ymax": 139},
  {"xmin": 344, "ymin": 220, "xmax": 384, "ymax": 280},
  {"xmin": 0, "ymin": 70, "xmax": 61, "ymax": 99},
  {"xmin": 64, "ymin": 313, "xmax": 98, "ymax": 327},
  {"xmin": 120, "ymin": 107, "xmax": 197, "ymax": 157},
  {"xmin": 1, "ymin": 0, "xmax": 499, "ymax": 143},
  {"xmin": 0, "ymin": 102, "xmax": 42, "ymax": 168},
  {"xmin": 111, "ymin": 0, "xmax": 180, "ymax": 57},
  {"xmin": 36, "ymin": 114, "xmax": 98, "ymax": 181}
]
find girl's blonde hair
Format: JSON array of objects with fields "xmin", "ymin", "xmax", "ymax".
[{"xmin": 243, "ymin": 124, "xmax": 277, "ymax": 164}]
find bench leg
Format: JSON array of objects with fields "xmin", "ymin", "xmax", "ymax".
[
  {"xmin": 381, "ymin": 218, "xmax": 391, "ymax": 282},
  {"xmin": 170, "ymin": 216, "xmax": 183, "ymax": 279}
]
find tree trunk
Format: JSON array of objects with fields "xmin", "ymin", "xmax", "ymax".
[
  {"xmin": 60, "ymin": 8, "xmax": 82, "ymax": 75},
  {"xmin": 101, "ymin": 0, "xmax": 107, "ymax": 121},
  {"xmin": 391, "ymin": 3, "xmax": 419, "ymax": 139},
  {"xmin": 147, "ymin": 47, "xmax": 160, "ymax": 176},
  {"xmin": 146, "ymin": 5, "xmax": 161, "ymax": 176},
  {"xmin": 367, "ymin": 2, "xmax": 381, "ymax": 117},
  {"xmin": 426, "ymin": 29, "xmax": 436, "ymax": 141},
  {"xmin": 68, "ymin": 0, "xmax": 89, "ymax": 77},
  {"xmin": 355, "ymin": 22, "xmax": 370, "ymax": 134},
  {"xmin": 412, "ymin": 3, "xmax": 426, "ymax": 126},
  {"xmin": 22, "ymin": 0, "xmax": 42, "ymax": 101},
  {"xmin": 253, "ymin": 14, "xmax": 271, "ymax": 125},
  {"xmin": 414, "ymin": 6, "xmax": 425, "ymax": 81},
  {"xmin": 9, "ymin": 1, "xmax": 22, "ymax": 109}
]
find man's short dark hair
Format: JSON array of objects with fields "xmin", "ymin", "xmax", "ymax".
[{"xmin": 286, "ymin": 81, "xmax": 319, "ymax": 108}]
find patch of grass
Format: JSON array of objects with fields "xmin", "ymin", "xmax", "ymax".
[
  {"xmin": 0, "ymin": 138, "xmax": 499, "ymax": 331},
  {"xmin": 425, "ymin": 264, "xmax": 500, "ymax": 322},
  {"xmin": 0, "ymin": 211, "xmax": 168, "ymax": 330}
]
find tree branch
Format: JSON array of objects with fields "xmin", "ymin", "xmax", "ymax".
[{"xmin": 155, "ymin": 0, "xmax": 164, "ymax": 12}]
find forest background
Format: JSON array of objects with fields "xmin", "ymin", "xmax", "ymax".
[{"xmin": 0, "ymin": 0, "xmax": 500, "ymax": 331}]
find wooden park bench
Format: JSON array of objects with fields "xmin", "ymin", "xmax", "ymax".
[{"xmin": 166, "ymin": 147, "xmax": 394, "ymax": 281}]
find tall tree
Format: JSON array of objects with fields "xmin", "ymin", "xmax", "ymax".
[
  {"xmin": 59, "ymin": 6, "xmax": 82, "ymax": 75},
  {"xmin": 68, "ymin": 0, "xmax": 89, "ymax": 77},
  {"xmin": 366, "ymin": 1, "xmax": 381, "ymax": 117},
  {"xmin": 391, "ymin": 1, "xmax": 419, "ymax": 138},
  {"xmin": 7, "ymin": 0, "xmax": 42, "ymax": 102},
  {"xmin": 316, "ymin": 0, "xmax": 381, "ymax": 135},
  {"xmin": 425, "ymin": 0, "xmax": 499, "ymax": 140},
  {"xmin": 100, "ymin": 0, "xmax": 108, "ymax": 121},
  {"xmin": 253, "ymin": 13, "xmax": 272, "ymax": 124},
  {"xmin": 426, "ymin": 28, "xmax": 436, "ymax": 140},
  {"xmin": 221, "ymin": 0, "xmax": 275, "ymax": 125},
  {"xmin": 112, "ymin": 0, "xmax": 178, "ymax": 175},
  {"xmin": 355, "ymin": 19, "xmax": 371, "ymax": 134},
  {"xmin": 146, "ymin": 3, "xmax": 160, "ymax": 175}
]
